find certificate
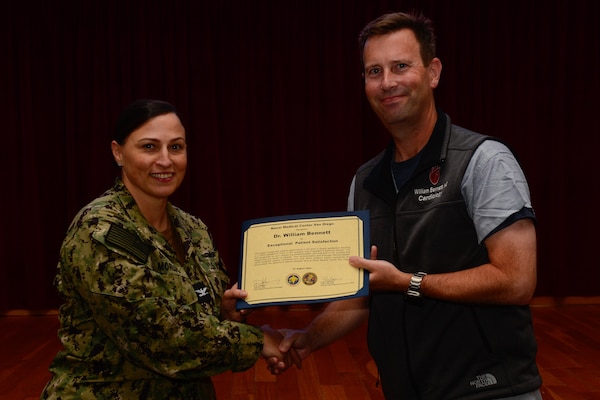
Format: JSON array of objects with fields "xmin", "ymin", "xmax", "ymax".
[{"xmin": 237, "ymin": 211, "xmax": 369, "ymax": 309}]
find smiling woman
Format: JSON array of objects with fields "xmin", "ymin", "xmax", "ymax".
[
  {"xmin": 111, "ymin": 103, "xmax": 188, "ymax": 230},
  {"xmin": 40, "ymin": 99, "xmax": 299, "ymax": 399}
]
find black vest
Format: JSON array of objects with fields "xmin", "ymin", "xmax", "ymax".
[{"xmin": 354, "ymin": 114, "xmax": 541, "ymax": 399}]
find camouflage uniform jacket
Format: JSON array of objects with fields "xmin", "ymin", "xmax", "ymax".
[{"xmin": 41, "ymin": 179, "xmax": 263, "ymax": 399}]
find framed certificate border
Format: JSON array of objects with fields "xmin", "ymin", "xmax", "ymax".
[{"xmin": 237, "ymin": 210, "xmax": 370, "ymax": 309}]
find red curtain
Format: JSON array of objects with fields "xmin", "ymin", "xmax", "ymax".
[{"xmin": 1, "ymin": 0, "xmax": 598, "ymax": 311}]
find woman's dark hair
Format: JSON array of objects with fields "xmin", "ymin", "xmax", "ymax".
[{"xmin": 113, "ymin": 99, "xmax": 180, "ymax": 144}]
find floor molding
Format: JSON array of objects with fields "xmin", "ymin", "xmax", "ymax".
[
  {"xmin": 2, "ymin": 296, "xmax": 600, "ymax": 316},
  {"xmin": 0, "ymin": 309, "xmax": 59, "ymax": 317},
  {"xmin": 530, "ymin": 296, "xmax": 600, "ymax": 306}
]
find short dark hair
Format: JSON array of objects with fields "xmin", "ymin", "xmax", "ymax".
[
  {"xmin": 358, "ymin": 12, "xmax": 437, "ymax": 70},
  {"xmin": 113, "ymin": 99, "xmax": 180, "ymax": 144}
]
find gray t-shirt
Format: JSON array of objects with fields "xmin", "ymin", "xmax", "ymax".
[{"xmin": 347, "ymin": 140, "xmax": 532, "ymax": 244}]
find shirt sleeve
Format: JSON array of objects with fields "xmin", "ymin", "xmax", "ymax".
[
  {"xmin": 347, "ymin": 175, "xmax": 357, "ymax": 212},
  {"xmin": 461, "ymin": 140, "xmax": 534, "ymax": 243}
]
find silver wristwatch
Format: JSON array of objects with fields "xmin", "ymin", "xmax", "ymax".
[{"xmin": 406, "ymin": 272, "xmax": 427, "ymax": 298}]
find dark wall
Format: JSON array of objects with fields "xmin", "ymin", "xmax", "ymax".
[{"xmin": 1, "ymin": 0, "xmax": 598, "ymax": 310}]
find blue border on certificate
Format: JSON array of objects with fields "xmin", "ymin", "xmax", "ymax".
[{"xmin": 237, "ymin": 210, "xmax": 370, "ymax": 309}]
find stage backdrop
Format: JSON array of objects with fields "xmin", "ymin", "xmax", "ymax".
[{"xmin": 1, "ymin": 0, "xmax": 598, "ymax": 311}]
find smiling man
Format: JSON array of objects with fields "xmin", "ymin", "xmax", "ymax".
[{"xmin": 273, "ymin": 12, "xmax": 543, "ymax": 400}]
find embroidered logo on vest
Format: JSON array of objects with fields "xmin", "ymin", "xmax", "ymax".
[
  {"xmin": 470, "ymin": 373, "xmax": 498, "ymax": 389},
  {"xmin": 429, "ymin": 166, "xmax": 441, "ymax": 185}
]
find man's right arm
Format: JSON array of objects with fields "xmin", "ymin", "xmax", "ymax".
[{"xmin": 268, "ymin": 296, "xmax": 369, "ymax": 374}]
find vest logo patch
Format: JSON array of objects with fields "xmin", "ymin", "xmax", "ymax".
[
  {"xmin": 470, "ymin": 373, "xmax": 498, "ymax": 389},
  {"xmin": 193, "ymin": 282, "xmax": 210, "ymax": 303},
  {"xmin": 429, "ymin": 166, "xmax": 441, "ymax": 185}
]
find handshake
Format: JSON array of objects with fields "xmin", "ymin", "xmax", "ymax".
[
  {"xmin": 260, "ymin": 325, "xmax": 308, "ymax": 375},
  {"xmin": 223, "ymin": 284, "xmax": 316, "ymax": 375}
]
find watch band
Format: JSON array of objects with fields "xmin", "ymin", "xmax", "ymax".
[{"xmin": 406, "ymin": 271, "xmax": 427, "ymax": 298}]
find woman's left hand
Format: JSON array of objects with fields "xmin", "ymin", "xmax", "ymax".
[{"xmin": 220, "ymin": 282, "xmax": 253, "ymax": 322}]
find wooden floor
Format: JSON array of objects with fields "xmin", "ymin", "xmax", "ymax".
[{"xmin": 1, "ymin": 301, "xmax": 599, "ymax": 400}]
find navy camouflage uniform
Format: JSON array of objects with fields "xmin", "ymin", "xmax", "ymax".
[{"xmin": 42, "ymin": 179, "xmax": 263, "ymax": 399}]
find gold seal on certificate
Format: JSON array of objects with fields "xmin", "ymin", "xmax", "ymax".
[{"xmin": 237, "ymin": 211, "xmax": 370, "ymax": 309}]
